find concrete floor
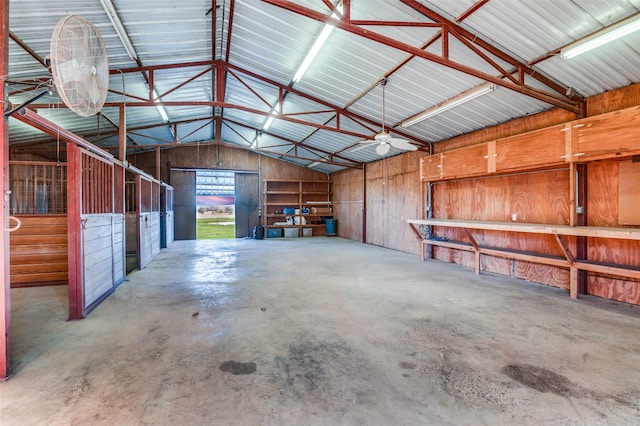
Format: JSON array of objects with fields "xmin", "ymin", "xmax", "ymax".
[{"xmin": 1, "ymin": 237, "xmax": 639, "ymax": 425}]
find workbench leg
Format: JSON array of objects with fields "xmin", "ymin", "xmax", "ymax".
[
  {"xmin": 474, "ymin": 251, "xmax": 481, "ymax": 275},
  {"xmin": 570, "ymin": 266, "xmax": 579, "ymax": 299}
]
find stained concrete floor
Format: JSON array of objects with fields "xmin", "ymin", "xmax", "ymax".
[{"xmin": 1, "ymin": 237, "xmax": 640, "ymax": 425}]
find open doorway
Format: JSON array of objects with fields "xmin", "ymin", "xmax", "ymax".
[
  {"xmin": 196, "ymin": 170, "xmax": 236, "ymax": 239},
  {"xmin": 171, "ymin": 169, "xmax": 259, "ymax": 240}
]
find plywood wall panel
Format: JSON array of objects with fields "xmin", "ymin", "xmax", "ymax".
[
  {"xmin": 587, "ymin": 160, "xmax": 619, "ymax": 227},
  {"xmin": 131, "ymin": 145, "xmax": 325, "ymax": 183},
  {"xmin": 442, "ymin": 144, "xmax": 488, "ymax": 179},
  {"xmin": 495, "ymin": 126, "xmax": 565, "ymax": 172},
  {"xmin": 481, "ymin": 256, "xmax": 512, "ymax": 276},
  {"xmin": 587, "ymin": 82, "xmax": 640, "ymax": 116},
  {"xmin": 435, "ymin": 108, "xmax": 577, "ymax": 153},
  {"xmin": 430, "ymin": 170, "xmax": 570, "ymax": 288},
  {"xmin": 513, "ymin": 263, "xmax": 569, "ymax": 289},
  {"xmin": 574, "ymin": 106, "xmax": 640, "ymax": 161},
  {"xmin": 10, "ymin": 215, "xmax": 68, "ymax": 287},
  {"xmin": 584, "ymin": 158, "xmax": 640, "ymax": 304},
  {"xmin": 363, "ymin": 152, "xmax": 422, "ymax": 255},
  {"xmin": 332, "ymin": 168, "xmax": 364, "ymax": 242},
  {"xmin": 420, "ymin": 154, "xmax": 442, "ymax": 181},
  {"xmin": 433, "ymin": 170, "xmax": 569, "ymax": 224},
  {"xmin": 588, "ymin": 277, "xmax": 640, "ymax": 305}
]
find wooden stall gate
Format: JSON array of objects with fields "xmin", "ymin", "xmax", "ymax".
[
  {"xmin": 9, "ymin": 161, "xmax": 68, "ymax": 287},
  {"xmin": 137, "ymin": 172, "xmax": 161, "ymax": 269},
  {"xmin": 160, "ymin": 184, "xmax": 174, "ymax": 248},
  {"xmin": 67, "ymin": 144, "xmax": 125, "ymax": 319}
]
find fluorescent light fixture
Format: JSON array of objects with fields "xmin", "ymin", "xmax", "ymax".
[
  {"xmin": 561, "ymin": 13, "xmax": 640, "ymax": 59},
  {"xmin": 262, "ymin": 101, "xmax": 280, "ymax": 131},
  {"xmin": 261, "ymin": 1, "xmax": 341, "ymax": 131},
  {"xmin": 401, "ymin": 83, "xmax": 496, "ymax": 127},
  {"xmin": 293, "ymin": 25, "xmax": 335, "ymax": 83},
  {"xmin": 99, "ymin": 0, "xmax": 138, "ymax": 60},
  {"xmin": 263, "ymin": 115, "xmax": 276, "ymax": 131},
  {"xmin": 152, "ymin": 89, "xmax": 169, "ymax": 122},
  {"xmin": 292, "ymin": 3, "xmax": 343, "ymax": 83}
]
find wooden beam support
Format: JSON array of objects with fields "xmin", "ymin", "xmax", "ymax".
[
  {"xmin": 462, "ymin": 228, "xmax": 481, "ymax": 274},
  {"xmin": 66, "ymin": 143, "xmax": 84, "ymax": 320},
  {"xmin": 0, "ymin": 0, "xmax": 11, "ymax": 379}
]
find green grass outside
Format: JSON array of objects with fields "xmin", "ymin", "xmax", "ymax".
[{"xmin": 196, "ymin": 217, "xmax": 235, "ymax": 239}]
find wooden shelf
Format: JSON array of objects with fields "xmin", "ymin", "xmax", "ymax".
[
  {"xmin": 263, "ymin": 179, "xmax": 332, "ymax": 236},
  {"xmin": 408, "ymin": 218, "xmax": 640, "ymax": 299},
  {"xmin": 408, "ymin": 218, "xmax": 640, "ymax": 240}
]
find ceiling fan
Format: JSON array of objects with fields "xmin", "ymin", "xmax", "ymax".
[{"xmin": 358, "ymin": 78, "xmax": 417, "ymax": 156}]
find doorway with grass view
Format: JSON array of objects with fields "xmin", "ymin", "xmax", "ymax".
[{"xmin": 172, "ymin": 169, "xmax": 259, "ymax": 240}]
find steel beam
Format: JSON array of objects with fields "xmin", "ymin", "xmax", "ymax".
[
  {"xmin": 0, "ymin": 0, "xmax": 10, "ymax": 381},
  {"xmin": 263, "ymin": 0, "xmax": 583, "ymax": 113}
]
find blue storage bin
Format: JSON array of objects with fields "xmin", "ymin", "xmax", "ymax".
[
  {"xmin": 267, "ymin": 228, "xmax": 282, "ymax": 238},
  {"xmin": 282, "ymin": 207, "xmax": 296, "ymax": 214}
]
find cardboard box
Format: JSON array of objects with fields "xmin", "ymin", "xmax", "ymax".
[{"xmin": 283, "ymin": 228, "xmax": 299, "ymax": 237}]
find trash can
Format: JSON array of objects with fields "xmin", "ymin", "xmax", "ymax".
[
  {"xmin": 253, "ymin": 225, "xmax": 264, "ymax": 240},
  {"xmin": 325, "ymin": 218, "xmax": 337, "ymax": 236}
]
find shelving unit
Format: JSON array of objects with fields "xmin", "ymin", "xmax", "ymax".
[{"xmin": 262, "ymin": 179, "xmax": 332, "ymax": 236}]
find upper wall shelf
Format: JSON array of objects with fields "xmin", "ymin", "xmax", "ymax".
[{"xmin": 421, "ymin": 105, "xmax": 640, "ymax": 182}]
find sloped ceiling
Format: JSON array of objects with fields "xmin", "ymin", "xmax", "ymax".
[{"xmin": 6, "ymin": 0, "xmax": 640, "ymax": 172}]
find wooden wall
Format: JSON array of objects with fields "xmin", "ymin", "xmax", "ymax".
[
  {"xmin": 421, "ymin": 83, "xmax": 640, "ymax": 304},
  {"xmin": 130, "ymin": 145, "xmax": 326, "ymax": 183},
  {"xmin": 9, "ymin": 215, "xmax": 68, "ymax": 287},
  {"xmin": 332, "ymin": 152, "xmax": 423, "ymax": 254},
  {"xmin": 332, "ymin": 167, "xmax": 364, "ymax": 242},
  {"xmin": 586, "ymin": 159, "xmax": 640, "ymax": 304},
  {"xmin": 431, "ymin": 170, "xmax": 572, "ymax": 289},
  {"xmin": 330, "ymin": 83, "xmax": 640, "ymax": 305},
  {"xmin": 434, "ymin": 82, "xmax": 640, "ymax": 154}
]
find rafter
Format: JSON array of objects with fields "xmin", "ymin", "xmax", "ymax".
[
  {"xmin": 30, "ymin": 60, "xmax": 431, "ymax": 149},
  {"xmin": 262, "ymin": 0, "xmax": 584, "ymax": 114}
]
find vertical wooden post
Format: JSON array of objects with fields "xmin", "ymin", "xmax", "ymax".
[
  {"xmin": 67, "ymin": 144, "xmax": 84, "ymax": 319},
  {"xmin": 0, "ymin": 0, "xmax": 11, "ymax": 379}
]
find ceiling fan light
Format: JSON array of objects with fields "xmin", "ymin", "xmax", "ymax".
[
  {"xmin": 374, "ymin": 131, "xmax": 390, "ymax": 142},
  {"xmin": 376, "ymin": 143, "xmax": 391, "ymax": 156}
]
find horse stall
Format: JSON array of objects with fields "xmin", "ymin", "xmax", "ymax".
[
  {"xmin": 125, "ymin": 167, "xmax": 162, "ymax": 271},
  {"xmin": 160, "ymin": 183, "xmax": 174, "ymax": 248},
  {"xmin": 67, "ymin": 144, "xmax": 125, "ymax": 319},
  {"xmin": 9, "ymin": 161, "xmax": 68, "ymax": 288}
]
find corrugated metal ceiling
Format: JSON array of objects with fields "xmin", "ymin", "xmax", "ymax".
[{"xmin": 6, "ymin": 0, "xmax": 640, "ymax": 173}]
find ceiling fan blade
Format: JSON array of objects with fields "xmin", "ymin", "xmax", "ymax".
[
  {"xmin": 359, "ymin": 139, "xmax": 376, "ymax": 144},
  {"xmin": 389, "ymin": 138, "xmax": 418, "ymax": 151},
  {"xmin": 350, "ymin": 143, "xmax": 373, "ymax": 153},
  {"xmin": 376, "ymin": 143, "xmax": 391, "ymax": 156}
]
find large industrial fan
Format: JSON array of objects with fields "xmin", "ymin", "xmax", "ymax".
[{"xmin": 50, "ymin": 15, "xmax": 109, "ymax": 117}]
